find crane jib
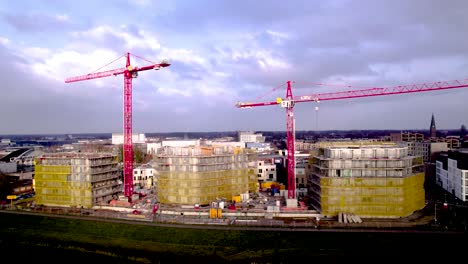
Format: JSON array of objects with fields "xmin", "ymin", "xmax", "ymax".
[{"xmin": 236, "ymin": 79, "xmax": 468, "ymax": 201}]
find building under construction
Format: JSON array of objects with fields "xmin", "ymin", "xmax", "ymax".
[
  {"xmin": 153, "ymin": 146, "xmax": 257, "ymax": 205},
  {"xmin": 309, "ymin": 142, "xmax": 425, "ymax": 218},
  {"xmin": 34, "ymin": 153, "xmax": 121, "ymax": 208}
]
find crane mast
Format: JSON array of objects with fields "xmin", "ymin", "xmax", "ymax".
[
  {"xmin": 65, "ymin": 52, "xmax": 170, "ymax": 202},
  {"xmin": 284, "ymin": 81, "xmax": 296, "ymax": 199},
  {"xmin": 236, "ymin": 78, "xmax": 468, "ymax": 202},
  {"xmin": 123, "ymin": 53, "xmax": 134, "ymax": 200}
]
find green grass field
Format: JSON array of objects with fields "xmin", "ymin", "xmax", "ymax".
[{"xmin": 0, "ymin": 212, "xmax": 466, "ymax": 263}]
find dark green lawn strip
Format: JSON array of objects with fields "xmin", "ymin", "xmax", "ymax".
[
  {"xmin": 0, "ymin": 213, "xmax": 293, "ymax": 262},
  {"xmin": 1, "ymin": 212, "xmax": 467, "ymax": 263}
]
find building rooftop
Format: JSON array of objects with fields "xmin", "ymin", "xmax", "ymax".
[
  {"xmin": 436, "ymin": 150, "xmax": 468, "ymax": 170},
  {"xmin": 39, "ymin": 152, "xmax": 116, "ymax": 159},
  {"xmin": 0, "ymin": 148, "xmax": 31, "ymax": 162},
  {"xmin": 326, "ymin": 145, "xmax": 406, "ymax": 149}
]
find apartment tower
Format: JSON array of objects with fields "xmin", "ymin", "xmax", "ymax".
[{"xmin": 34, "ymin": 153, "xmax": 121, "ymax": 208}]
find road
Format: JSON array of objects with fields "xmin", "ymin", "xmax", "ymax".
[{"xmin": 1, "ymin": 209, "xmax": 464, "ymax": 235}]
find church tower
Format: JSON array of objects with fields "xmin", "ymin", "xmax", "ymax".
[{"xmin": 430, "ymin": 113, "xmax": 436, "ymax": 138}]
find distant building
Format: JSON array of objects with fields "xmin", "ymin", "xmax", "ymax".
[
  {"xmin": 238, "ymin": 131, "xmax": 265, "ymax": 143},
  {"xmin": 256, "ymin": 159, "xmax": 277, "ymax": 182},
  {"xmin": 413, "ymin": 142, "xmax": 449, "ymax": 163},
  {"xmin": 162, "ymin": 140, "xmax": 200, "ymax": 147},
  {"xmin": 445, "ymin": 136, "xmax": 461, "ymax": 149},
  {"xmin": 246, "ymin": 142, "xmax": 271, "ymax": 152},
  {"xmin": 390, "ymin": 132, "xmax": 424, "ymax": 142},
  {"xmin": 295, "ymin": 163, "xmax": 307, "ymax": 197},
  {"xmin": 147, "ymin": 142, "xmax": 162, "ymax": 155},
  {"xmin": 206, "ymin": 141, "xmax": 245, "ymax": 149},
  {"xmin": 426, "ymin": 136, "xmax": 461, "ymax": 149},
  {"xmin": 34, "ymin": 153, "xmax": 121, "ymax": 208},
  {"xmin": 295, "ymin": 141, "xmax": 315, "ymax": 151},
  {"xmin": 11, "ymin": 148, "xmax": 44, "ymax": 167},
  {"xmin": 0, "ymin": 161, "xmax": 17, "ymax": 174},
  {"xmin": 430, "ymin": 113, "xmax": 437, "ymax": 138},
  {"xmin": 461, "ymin": 125, "xmax": 467, "ymax": 141},
  {"xmin": 403, "ymin": 132, "xmax": 424, "ymax": 142},
  {"xmin": 412, "ymin": 142, "xmax": 449, "ymax": 190},
  {"xmin": 111, "ymin": 133, "xmax": 146, "ymax": 145},
  {"xmin": 12, "ymin": 179, "xmax": 34, "ymax": 196},
  {"xmin": 435, "ymin": 150, "xmax": 468, "ymax": 202},
  {"xmin": 133, "ymin": 165, "xmax": 155, "ymax": 189},
  {"xmin": 146, "ymin": 140, "xmax": 203, "ymax": 155},
  {"xmin": 309, "ymin": 143, "xmax": 425, "ymax": 218},
  {"xmin": 0, "ymin": 139, "xmax": 11, "ymax": 145},
  {"xmin": 391, "ymin": 116, "xmax": 455, "ymax": 162},
  {"xmin": 389, "ymin": 133, "xmax": 402, "ymax": 142}
]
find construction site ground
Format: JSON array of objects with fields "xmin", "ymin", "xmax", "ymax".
[{"xmin": 5, "ymin": 190, "xmax": 464, "ymax": 232}]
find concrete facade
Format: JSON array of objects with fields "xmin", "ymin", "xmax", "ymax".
[
  {"xmin": 34, "ymin": 153, "xmax": 121, "ymax": 208},
  {"xmin": 256, "ymin": 160, "xmax": 277, "ymax": 182},
  {"xmin": 0, "ymin": 161, "xmax": 17, "ymax": 173},
  {"xmin": 435, "ymin": 150, "xmax": 468, "ymax": 202},
  {"xmin": 238, "ymin": 131, "xmax": 265, "ymax": 143},
  {"xmin": 414, "ymin": 142, "xmax": 449, "ymax": 162},
  {"xmin": 112, "ymin": 133, "xmax": 146, "ymax": 145},
  {"xmin": 154, "ymin": 146, "xmax": 257, "ymax": 205},
  {"xmin": 309, "ymin": 144, "xmax": 425, "ymax": 218},
  {"xmin": 133, "ymin": 165, "xmax": 155, "ymax": 189}
]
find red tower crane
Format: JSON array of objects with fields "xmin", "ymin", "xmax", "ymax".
[
  {"xmin": 236, "ymin": 79, "xmax": 468, "ymax": 200},
  {"xmin": 65, "ymin": 52, "xmax": 170, "ymax": 202}
]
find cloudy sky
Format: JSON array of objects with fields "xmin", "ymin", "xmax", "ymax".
[{"xmin": 1, "ymin": 0, "xmax": 467, "ymax": 134}]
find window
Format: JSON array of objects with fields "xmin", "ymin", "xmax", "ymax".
[
  {"xmin": 134, "ymin": 171, "xmax": 138, "ymax": 175},
  {"xmin": 269, "ymin": 174, "xmax": 273, "ymax": 179},
  {"xmin": 259, "ymin": 169, "xmax": 263, "ymax": 173}
]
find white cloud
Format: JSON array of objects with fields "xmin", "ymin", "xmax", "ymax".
[
  {"xmin": 174, "ymin": 106, "xmax": 189, "ymax": 114},
  {"xmin": 23, "ymin": 47, "xmax": 51, "ymax": 60},
  {"xmin": 231, "ymin": 50, "xmax": 290, "ymax": 70},
  {"xmin": 1, "ymin": 0, "xmax": 467, "ymax": 133},
  {"xmin": 130, "ymin": 0, "xmax": 155, "ymax": 7},
  {"xmin": 13, "ymin": 46, "xmax": 121, "ymax": 90},
  {"xmin": 71, "ymin": 25, "xmax": 161, "ymax": 51},
  {"xmin": 213, "ymin": 71, "xmax": 231, "ymax": 78},
  {"xmin": 0, "ymin": 37, "xmax": 10, "ymax": 45},
  {"xmin": 266, "ymin": 30, "xmax": 289, "ymax": 45},
  {"xmin": 147, "ymin": 65, "xmax": 236, "ymax": 101},
  {"xmin": 55, "ymin": 14, "xmax": 70, "ymax": 22},
  {"xmin": 369, "ymin": 56, "xmax": 468, "ymax": 84},
  {"xmin": 159, "ymin": 48, "xmax": 208, "ymax": 67},
  {"xmin": 134, "ymin": 98, "xmax": 151, "ymax": 112}
]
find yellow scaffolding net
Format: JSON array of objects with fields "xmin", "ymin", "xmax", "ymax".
[
  {"xmin": 155, "ymin": 147, "xmax": 257, "ymax": 205},
  {"xmin": 34, "ymin": 162, "xmax": 93, "ymax": 208},
  {"xmin": 157, "ymin": 169, "xmax": 254, "ymax": 205},
  {"xmin": 320, "ymin": 173, "xmax": 425, "ymax": 218}
]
